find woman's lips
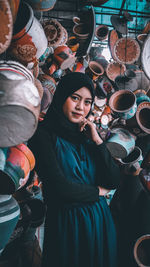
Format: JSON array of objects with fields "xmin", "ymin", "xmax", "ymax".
[{"xmin": 72, "ymin": 112, "xmax": 83, "ymax": 117}]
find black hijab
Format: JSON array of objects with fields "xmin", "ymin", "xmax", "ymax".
[{"xmin": 40, "ymin": 72, "xmax": 95, "ymax": 143}]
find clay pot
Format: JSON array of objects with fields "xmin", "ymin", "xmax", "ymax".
[
  {"xmin": 119, "ymin": 146, "xmax": 143, "ymax": 174},
  {"xmin": 136, "ymin": 102, "xmax": 150, "ymax": 135},
  {"xmin": 85, "ymin": 61, "xmax": 104, "ymax": 81},
  {"xmin": 134, "ymin": 234, "xmax": 150, "ymax": 267},
  {"xmin": 126, "ymin": 102, "xmax": 150, "ymax": 137},
  {"xmin": 67, "ymin": 36, "xmax": 79, "ymax": 53},
  {"xmin": 73, "ymin": 23, "xmax": 89, "ymax": 40},
  {"xmin": 0, "ymin": 195, "xmax": 20, "ymax": 254},
  {"xmin": 106, "ymin": 127, "xmax": 135, "ymax": 159},
  {"xmin": 106, "ymin": 61, "xmax": 126, "ymax": 81},
  {"xmin": 114, "ymin": 37, "xmax": 140, "ymax": 65},
  {"xmin": 54, "ymin": 45, "xmax": 76, "ymax": 70},
  {"xmin": 137, "ymin": 33, "xmax": 147, "ymax": 46},
  {"xmin": 109, "ymin": 90, "xmax": 137, "ymax": 120},
  {"xmin": 42, "ymin": 19, "xmax": 64, "ymax": 49},
  {"xmin": 0, "ymin": 144, "xmax": 35, "ymax": 194},
  {"xmin": 8, "ymin": 1, "xmax": 48, "ymax": 66},
  {"xmin": 95, "ymin": 25, "xmax": 109, "ymax": 41}
]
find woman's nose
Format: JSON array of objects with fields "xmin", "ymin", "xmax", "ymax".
[{"xmin": 76, "ymin": 100, "xmax": 84, "ymax": 110}]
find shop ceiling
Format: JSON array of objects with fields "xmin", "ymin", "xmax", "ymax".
[{"xmin": 41, "ymin": 0, "xmax": 150, "ymax": 42}]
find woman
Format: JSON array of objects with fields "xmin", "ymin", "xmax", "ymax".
[{"xmin": 28, "ymin": 72, "xmax": 121, "ymax": 267}]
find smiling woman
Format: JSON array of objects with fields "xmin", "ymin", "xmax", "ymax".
[{"xmin": 28, "ymin": 72, "xmax": 121, "ymax": 267}]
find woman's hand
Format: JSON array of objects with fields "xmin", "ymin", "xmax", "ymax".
[
  {"xmin": 97, "ymin": 186, "xmax": 110, "ymax": 196},
  {"xmin": 79, "ymin": 118, "xmax": 103, "ymax": 145}
]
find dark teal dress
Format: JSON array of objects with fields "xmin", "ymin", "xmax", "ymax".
[{"xmin": 42, "ymin": 136, "xmax": 117, "ymax": 267}]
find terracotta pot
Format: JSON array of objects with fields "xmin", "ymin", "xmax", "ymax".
[
  {"xmin": 24, "ymin": 0, "xmax": 57, "ymax": 11},
  {"xmin": 42, "ymin": 19, "xmax": 64, "ymax": 49},
  {"xmin": 54, "ymin": 45, "xmax": 76, "ymax": 70},
  {"xmin": 136, "ymin": 102, "xmax": 150, "ymax": 135},
  {"xmin": 134, "ymin": 234, "xmax": 150, "ymax": 267},
  {"xmin": 114, "ymin": 37, "xmax": 140, "ymax": 65},
  {"xmin": 106, "ymin": 61, "xmax": 126, "ymax": 81},
  {"xmin": 67, "ymin": 36, "xmax": 79, "ymax": 52},
  {"xmin": 0, "ymin": 195, "xmax": 20, "ymax": 254},
  {"xmin": 73, "ymin": 23, "xmax": 89, "ymax": 40},
  {"xmin": 137, "ymin": 33, "xmax": 147, "ymax": 46},
  {"xmin": 0, "ymin": 0, "xmax": 13, "ymax": 55},
  {"xmin": 85, "ymin": 61, "xmax": 104, "ymax": 81},
  {"xmin": 0, "ymin": 144, "xmax": 35, "ymax": 194},
  {"xmin": 119, "ymin": 146, "xmax": 143, "ymax": 174},
  {"xmin": 95, "ymin": 25, "xmax": 109, "ymax": 41},
  {"xmin": 109, "ymin": 90, "xmax": 137, "ymax": 120},
  {"xmin": 8, "ymin": 1, "xmax": 48, "ymax": 66},
  {"xmin": 126, "ymin": 102, "xmax": 150, "ymax": 137}
]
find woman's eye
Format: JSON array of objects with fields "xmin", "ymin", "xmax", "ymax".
[
  {"xmin": 85, "ymin": 100, "xmax": 92, "ymax": 105},
  {"xmin": 71, "ymin": 95, "xmax": 79, "ymax": 101}
]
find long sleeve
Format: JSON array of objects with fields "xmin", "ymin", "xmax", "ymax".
[
  {"xmin": 28, "ymin": 128, "xmax": 99, "ymax": 203},
  {"xmin": 92, "ymin": 142, "xmax": 121, "ymax": 189}
]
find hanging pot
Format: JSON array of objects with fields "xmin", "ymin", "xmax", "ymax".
[
  {"xmin": 126, "ymin": 102, "xmax": 150, "ymax": 137},
  {"xmin": 114, "ymin": 37, "xmax": 140, "ymax": 65},
  {"xmin": 73, "ymin": 23, "xmax": 90, "ymax": 41},
  {"xmin": 0, "ymin": 0, "xmax": 13, "ymax": 55},
  {"xmin": 85, "ymin": 61, "xmax": 104, "ymax": 81},
  {"xmin": 0, "ymin": 195, "xmax": 20, "ymax": 255},
  {"xmin": 108, "ymin": 29, "xmax": 120, "ymax": 61},
  {"xmin": 106, "ymin": 127, "xmax": 135, "ymax": 159},
  {"xmin": 24, "ymin": 0, "xmax": 57, "ymax": 11},
  {"xmin": 134, "ymin": 234, "xmax": 150, "ymax": 267},
  {"xmin": 42, "ymin": 19, "xmax": 64, "ymax": 49},
  {"xmin": 0, "ymin": 144, "xmax": 35, "ymax": 194},
  {"xmin": 8, "ymin": 1, "xmax": 48, "ymax": 67},
  {"xmin": 119, "ymin": 146, "xmax": 143, "ymax": 175},
  {"xmin": 53, "ymin": 45, "xmax": 76, "ymax": 70},
  {"xmin": 106, "ymin": 61, "xmax": 126, "ymax": 81},
  {"xmin": 95, "ymin": 25, "xmax": 109, "ymax": 41},
  {"xmin": 0, "ymin": 63, "xmax": 41, "ymax": 147},
  {"xmin": 109, "ymin": 89, "xmax": 137, "ymax": 120}
]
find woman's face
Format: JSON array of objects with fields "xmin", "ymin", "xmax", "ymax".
[{"xmin": 62, "ymin": 87, "xmax": 92, "ymax": 123}]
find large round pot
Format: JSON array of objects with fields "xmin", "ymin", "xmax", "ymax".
[
  {"xmin": 109, "ymin": 89, "xmax": 137, "ymax": 120},
  {"xmin": 0, "ymin": 144, "xmax": 35, "ymax": 194},
  {"xmin": 106, "ymin": 127, "xmax": 135, "ymax": 159},
  {"xmin": 0, "ymin": 62, "xmax": 41, "ymax": 147},
  {"xmin": 0, "ymin": 195, "xmax": 20, "ymax": 255},
  {"xmin": 8, "ymin": 1, "xmax": 47, "ymax": 66}
]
